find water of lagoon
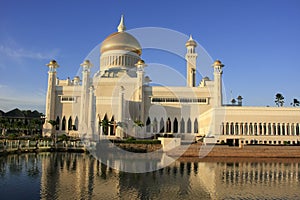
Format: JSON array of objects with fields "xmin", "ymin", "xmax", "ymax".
[{"xmin": 0, "ymin": 153, "xmax": 300, "ymax": 200}]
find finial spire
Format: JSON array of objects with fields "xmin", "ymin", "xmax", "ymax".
[
  {"xmin": 189, "ymin": 34, "xmax": 193, "ymax": 41},
  {"xmin": 117, "ymin": 15, "xmax": 126, "ymax": 32}
]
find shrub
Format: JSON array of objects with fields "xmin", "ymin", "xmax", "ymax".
[{"xmin": 110, "ymin": 139, "xmax": 161, "ymax": 144}]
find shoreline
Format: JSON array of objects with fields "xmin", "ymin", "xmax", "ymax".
[
  {"xmin": 167, "ymin": 143, "xmax": 300, "ymax": 158},
  {"xmin": 2, "ymin": 142, "xmax": 300, "ymax": 158}
]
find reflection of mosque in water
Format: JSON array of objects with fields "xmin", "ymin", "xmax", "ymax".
[
  {"xmin": 1, "ymin": 153, "xmax": 299, "ymax": 199},
  {"xmin": 0, "ymin": 153, "xmax": 300, "ymax": 199},
  {"xmin": 38, "ymin": 154, "xmax": 300, "ymax": 199}
]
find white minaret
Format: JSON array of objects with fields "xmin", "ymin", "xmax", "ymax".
[
  {"xmin": 185, "ymin": 35, "xmax": 198, "ymax": 87},
  {"xmin": 43, "ymin": 60, "xmax": 59, "ymax": 137},
  {"xmin": 87, "ymin": 86, "xmax": 95, "ymax": 139},
  {"xmin": 80, "ymin": 60, "xmax": 93, "ymax": 134},
  {"xmin": 212, "ymin": 60, "xmax": 224, "ymax": 107},
  {"xmin": 116, "ymin": 86, "xmax": 125, "ymax": 138},
  {"xmin": 135, "ymin": 59, "xmax": 147, "ymax": 122}
]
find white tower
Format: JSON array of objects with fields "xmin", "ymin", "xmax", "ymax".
[
  {"xmin": 185, "ymin": 35, "xmax": 198, "ymax": 87},
  {"xmin": 212, "ymin": 60, "xmax": 224, "ymax": 107},
  {"xmin": 80, "ymin": 60, "xmax": 93, "ymax": 134},
  {"xmin": 43, "ymin": 60, "xmax": 59, "ymax": 137},
  {"xmin": 135, "ymin": 59, "xmax": 147, "ymax": 121}
]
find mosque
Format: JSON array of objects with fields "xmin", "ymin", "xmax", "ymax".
[{"xmin": 42, "ymin": 16, "xmax": 300, "ymax": 146}]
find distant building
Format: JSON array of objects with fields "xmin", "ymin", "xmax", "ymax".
[{"xmin": 43, "ymin": 16, "xmax": 300, "ymax": 145}]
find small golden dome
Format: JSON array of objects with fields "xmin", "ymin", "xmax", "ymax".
[
  {"xmin": 83, "ymin": 60, "xmax": 91, "ymax": 65},
  {"xmin": 185, "ymin": 35, "xmax": 197, "ymax": 47},
  {"xmin": 100, "ymin": 32, "xmax": 142, "ymax": 55},
  {"xmin": 212, "ymin": 60, "xmax": 224, "ymax": 67},
  {"xmin": 49, "ymin": 60, "xmax": 57, "ymax": 64},
  {"xmin": 47, "ymin": 59, "xmax": 59, "ymax": 68},
  {"xmin": 136, "ymin": 59, "xmax": 145, "ymax": 65}
]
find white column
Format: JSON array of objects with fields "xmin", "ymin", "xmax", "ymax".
[{"xmin": 87, "ymin": 86, "xmax": 94, "ymax": 139}]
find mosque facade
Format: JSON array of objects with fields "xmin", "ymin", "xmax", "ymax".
[{"xmin": 42, "ymin": 16, "xmax": 300, "ymax": 146}]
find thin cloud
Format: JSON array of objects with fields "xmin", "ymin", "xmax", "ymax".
[
  {"xmin": 0, "ymin": 84, "xmax": 7, "ymax": 88},
  {"xmin": 0, "ymin": 45, "xmax": 59, "ymax": 60}
]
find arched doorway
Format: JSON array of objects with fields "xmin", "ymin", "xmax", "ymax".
[
  {"xmin": 160, "ymin": 118, "xmax": 164, "ymax": 133},
  {"xmin": 173, "ymin": 118, "xmax": 178, "ymax": 133},
  {"xmin": 166, "ymin": 118, "xmax": 171, "ymax": 133}
]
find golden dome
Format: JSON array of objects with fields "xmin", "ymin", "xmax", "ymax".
[
  {"xmin": 185, "ymin": 35, "xmax": 197, "ymax": 47},
  {"xmin": 49, "ymin": 60, "xmax": 57, "ymax": 64},
  {"xmin": 46, "ymin": 59, "xmax": 59, "ymax": 68},
  {"xmin": 136, "ymin": 59, "xmax": 145, "ymax": 65},
  {"xmin": 100, "ymin": 32, "xmax": 142, "ymax": 55},
  {"xmin": 212, "ymin": 60, "xmax": 224, "ymax": 67}
]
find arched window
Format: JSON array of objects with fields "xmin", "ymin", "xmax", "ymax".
[
  {"xmin": 187, "ymin": 118, "xmax": 192, "ymax": 133},
  {"xmin": 74, "ymin": 116, "xmax": 78, "ymax": 131},
  {"xmin": 277, "ymin": 124, "xmax": 281, "ymax": 135},
  {"xmin": 230, "ymin": 122, "xmax": 234, "ymax": 135},
  {"xmin": 273, "ymin": 123, "xmax": 276, "ymax": 135},
  {"xmin": 259, "ymin": 123, "xmax": 262, "ymax": 135},
  {"xmin": 68, "ymin": 117, "xmax": 72, "ymax": 130},
  {"xmin": 235, "ymin": 123, "xmax": 239, "ymax": 135},
  {"xmin": 194, "ymin": 119, "xmax": 198, "ymax": 133},
  {"xmin": 56, "ymin": 116, "xmax": 60, "ymax": 130},
  {"xmin": 110, "ymin": 116, "xmax": 115, "ymax": 136},
  {"xmin": 291, "ymin": 123, "xmax": 295, "ymax": 135},
  {"xmin": 240, "ymin": 123, "xmax": 244, "ymax": 135},
  {"xmin": 282, "ymin": 123, "xmax": 285, "ymax": 135},
  {"xmin": 249, "ymin": 123, "xmax": 253, "ymax": 135},
  {"xmin": 226, "ymin": 122, "xmax": 229, "ymax": 135},
  {"xmin": 62, "ymin": 116, "xmax": 66, "ymax": 131},
  {"xmin": 263, "ymin": 123, "xmax": 267, "ymax": 135},
  {"xmin": 166, "ymin": 118, "xmax": 171, "ymax": 133},
  {"xmin": 268, "ymin": 123, "xmax": 271, "ymax": 135},
  {"xmin": 173, "ymin": 118, "xmax": 178, "ymax": 133},
  {"xmin": 160, "ymin": 118, "xmax": 164, "ymax": 133},
  {"xmin": 296, "ymin": 123, "xmax": 299, "ymax": 135},
  {"xmin": 254, "ymin": 123, "xmax": 257, "ymax": 135},
  {"xmin": 244, "ymin": 123, "xmax": 248, "ymax": 135},
  {"xmin": 286, "ymin": 123, "xmax": 290, "ymax": 135},
  {"xmin": 180, "ymin": 118, "xmax": 185, "ymax": 133},
  {"xmin": 153, "ymin": 118, "xmax": 158, "ymax": 133},
  {"xmin": 102, "ymin": 114, "xmax": 108, "ymax": 135},
  {"xmin": 146, "ymin": 117, "xmax": 151, "ymax": 133}
]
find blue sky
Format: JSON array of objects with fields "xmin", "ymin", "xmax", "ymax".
[{"xmin": 0, "ymin": 0, "xmax": 299, "ymax": 112}]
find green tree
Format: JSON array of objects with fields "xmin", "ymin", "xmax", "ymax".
[
  {"xmin": 291, "ymin": 98, "xmax": 300, "ymax": 107},
  {"xmin": 275, "ymin": 93, "xmax": 284, "ymax": 107},
  {"xmin": 133, "ymin": 119, "xmax": 144, "ymax": 128},
  {"xmin": 99, "ymin": 118, "xmax": 111, "ymax": 135}
]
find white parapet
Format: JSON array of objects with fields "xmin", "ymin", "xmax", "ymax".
[{"xmin": 158, "ymin": 137, "xmax": 181, "ymax": 152}]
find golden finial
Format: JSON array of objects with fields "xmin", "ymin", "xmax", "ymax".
[{"xmin": 117, "ymin": 15, "xmax": 126, "ymax": 32}]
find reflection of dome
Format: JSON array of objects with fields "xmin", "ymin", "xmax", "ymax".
[{"xmin": 100, "ymin": 32, "xmax": 142, "ymax": 55}]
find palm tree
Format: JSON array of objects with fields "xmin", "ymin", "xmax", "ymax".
[
  {"xmin": 133, "ymin": 119, "xmax": 144, "ymax": 138},
  {"xmin": 133, "ymin": 119, "xmax": 144, "ymax": 128},
  {"xmin": 231, "ymin": 98, "xmax": 236, "ymax": 105},
  {"xmin": 275, "ymin": 93, "xmax": 284, "ymax": 107},
  {"xmin": 291, "ymin": 98, "xmax": 300, "ymax": 107},
  {"xmin": 99, "ymin": 118, "xmax": 110, "ymax": 135}
]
